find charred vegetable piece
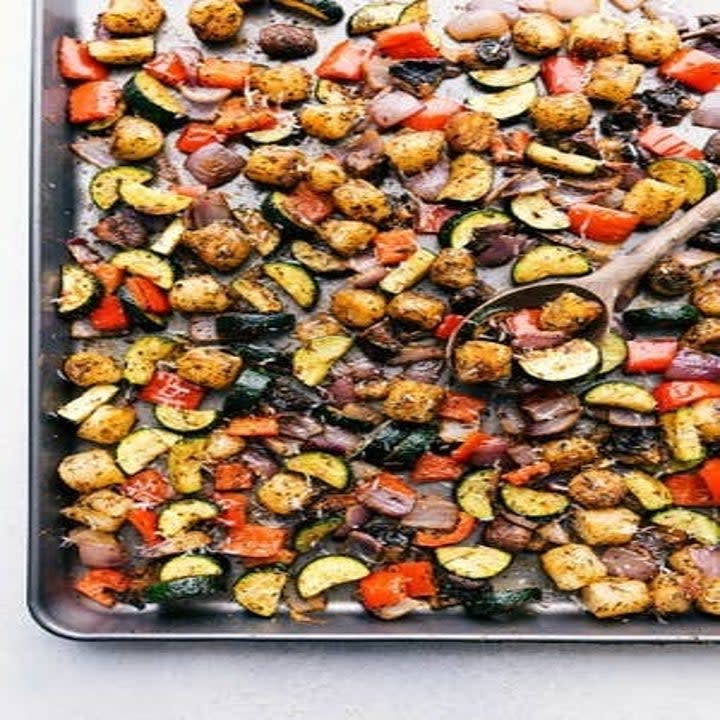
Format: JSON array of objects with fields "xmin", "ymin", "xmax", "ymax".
[
  {"xmin": 271, "ymin": 0, "xmax": 345, "ymax": 24},
  {"xmin": 510, "ymin": 193, "xmax": 570, "ymax": 232},
  {"xmin": 233, "ymin": 569, "xmax": 288, "ymax": 617},
  {"xmin": 464, "ymin": 587, "xmax": 541, "ymax": 618},
  {"xmin": 286, "ymin": 451, "xmax": 350, "ymax": 489},
  {"xmin": 438, "ymin": 209, "xmax": 512, "ymax": 249},
  {"xmin": 653, "ymin": 509, "xmax": 720, "ymax": 546},
  {"xmin": 216, "ymin": 313, "xmax": 296, "ymax": 339},
  {"xmin": 624, "ymin": 305, "xmax": 699, "ymax": 332},
  {"xmin": 144, "ymin": 575, "xmax": 222, "ymax": 603},
  {"xmin": 124, "ymin": 70, "xmax": 185, "ymax": 128},
  {"xmin": 435, "ymin": 546, "xmax": 512, "ymax": 580},
  {"xmin": 293, "ymin": 516, "xmax": 343, "ymax": 553}
]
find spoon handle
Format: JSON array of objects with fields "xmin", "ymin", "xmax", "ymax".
[{"xmin": 580, "ymin": 189, "xmax": 720, "ymax": 303}]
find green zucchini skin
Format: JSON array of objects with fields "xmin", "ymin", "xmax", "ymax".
[
  {"xmin": 347, "ymin": 2, "xmax": 405, "ymax": 35},
  {"xmin": 89, "ymin": 166, "xmax": 153, "ymax": 211},
  {"xmin": 57, "ymin": 264, "xmax": 102, "ymax": 319},
  {"xmin": 154, "ymin": 405, "xmax": 219, "ymax": 434},
  {"xmin": 270, "ymin": 0, "xmax": 345, "ymax": 24},
  {"xmin": 215, "ymin": 313, "xmax": 296, "ymax": 340},
  {"xmin": 360, "ymin": 423, "xmax": 436, "ymax": 468},
  {"xmin": 314, "ymin": 404, "xmax": 378, "ymax": 431},
  {"xmin": 464, "ymin": 588, "xmax": 541, "ymax": 618},
  {"xmin": 261, "ymin": 192, "xmax": 315, "ymax": 238},
  {"xmin": 144, "ymin": 575, "xmax": 223, "ymax": 603},
  {"xmin": 232, "ymin": 344, "xmax": 291, "ymax": 371},
  {"xmin": 233, "ymin": 569, "xmax": 288, "ymax": 617},
  {"xmin": 438, "ymin": 209, "xmax": 512, "ymax": 249},
  {"xmin": 468, "ymin": 64, "xmax": 540, "ymax": 89},
  {"xmin": 647, "ymin": 158, "xmax": 717, "ymax": 206},
  {"xmin": 293, "ymin": 516, "xmax": 343, "ymax": 553},
  {"xmin": 623, "ymin": 304, "xmax": 700, "ymax": 331},
  {"xmin": 223, "ymin": 368, "xmax": 274, "ymax": 417},
  {"xmin": 263, "ymin": 261, "xmax": 319, "ymax": 310},
  {"xmin": 509, "ymin": 192, "xmax": 570, "ymax": 231},
  {"xmin": 117, "ymin": 285, "xmax": 168, "ymax": 332},
  {"xmin": 124, "ymin": 71, "xmax": 185, "ymax": 128}
]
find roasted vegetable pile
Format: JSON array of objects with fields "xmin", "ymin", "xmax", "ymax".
[{"xmin": 54, "ymin": 0, "xmax": 720, "ymax": 623}]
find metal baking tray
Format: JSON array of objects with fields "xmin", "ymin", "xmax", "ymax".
[{"xmin": 28, "ymin": 0, "xmax": 720, "ymax": 641}]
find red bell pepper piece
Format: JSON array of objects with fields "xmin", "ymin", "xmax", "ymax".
[
  {"xmin": 503, "ymin": 461, "xmax": 552, "ymax": 487},
  {"xmin": 242, "ymin": 549, "xmax": 298, "ymax": 569},
  {"xmin": 285, "ymin": 182, "xmax": 335, "ymax": 224},
  {"xmin": 143, "ymin": 52, "xmax": 188, "ymax": 86},
  {"xmin": 73, "ymin": 568, "xmax": 130, "ymax": 608},
  {"xmin": 638, "ymin": 124, "xmax": 704, "ymax": 160},
  {"xmin": 434, "ymin": 314, "xmax": 465, "ymax": 340},
  {"xmin": 122, "ymin": 469, "xmax": 173, "ymax": 506},
  {"xmin": 660, "ymin": 48, "xmax": 720, "ymax": 93},
  {"xmin": 214, "ymin": 97, "xmax": 278, "ymax": 136},
  {"xmin": 665, "ymin": 473, "xmax": 715, "ymax": 507},
  {"xmin": 89, "ymin": 262, "xmax": 125, "ymax": 294},
  {"xmin": 89, "ymin": 295, "xmax": 129, "ymax": 332},
  {"xmin": 699, "ymin": 459, "xmax": 720, "ymax": 505},
  {"xmin": 391, "ymin": 561, "xmax": 437, "ymax": 597},
  {"xmin": 414, "ymin": 512, "xmax": 476, "ymax": 548},
  {"xmin": 58, "ymin": 36, "xmax": 109, "ymax": 82},
  {"xmin": 124, "ymin": 276, "xmax": 171, "ymax": 315},
  {"xmin": 358, "ymin": 570, "xmax": 408, "ymax": 610},
  {"xmin": 370, "ymin": 472, "xmax": 418, "ymax": 502},
  {"xmin": 568, "ymin": 203, "xmax": 641, "ymax": 245},
  {"xmin": 214, "ymin": 492, "xmax": 248, "ymax": 529},
  {"xmin": 625, "ymin": 340, "xmax": 678, "ymax": 375},
  {"xmin": 411, "ymin": 452, "xmax": 464, "ymax": 483},
  {"xmin": 222, "ymin": 524, "xmax": 287, "ymax": 557},
  {"xmin": 214, "ymin": 462, "xmax": 254, "ymax": 491},
  {"xmin": 126, "ymin": 508, "xmax": 159, "ymax": 545},
  {"xmin": 402, "ymin": 96, "xmax": 463, "ymax": 130},
  {"xmin": 438, "ymin": 392, "xmax": 486, "ymax": 423},
  {"xmin": 540, "ymin": 56, "xmax": 588, "ymax": 94},
  {"xmin": 653, "ymin": 381, "xmax": 720, "ymax": 413},
  {"xmin": 450, "ymin": 431, "xmax": 499, "ymax": 464},
  {"xmin": 374, "ymin": 229, "xmax": 417, "ymax": 265},
  {"xmin": 489, "ymin": 129, "xmax": 532, "ymax": 164},
  {"xmin": 226, "ymin": 416, "xmax": 280, "ymax": 437},
  {"xmin": 169, "ymin": 184, "xmax": 208, "ymax": 198},
  {"xmin": 176, "ymin": 122, "xmax": 225, "ymax": 153},
  {"xmin": 138, "ymin": 370, "xmax": 206, "ymax": 410},
  {"xmin": 67, "ymin": 80, "xmax": 120, "ymax": 124},
  {"xmin": 197, "ymin": 58, "xmax": 251, "ymax": 90},
  {"xmin": 316, "ymin": 39, "xmax": 375, "ymax": 81},
  {"xmin": 375, "ymin": 23, "xmax": 440, "ymax": 60}
]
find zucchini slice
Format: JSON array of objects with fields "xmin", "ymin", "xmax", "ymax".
[
  {"xmin": 116, "ymin": 427, "xmax": 180, "ymax": 475},
  {"xmin": 469, "ymin": 64, "xmax": 540, "ymax": 89},
  {"xmin": 398, "ymin": 0, "xmax": 429, "ymax": 23},
  {"xmin": 257, "ymin": 472, "xmax": 315, "ymax": 515},
  {"xmin": 347, "ymin": 2, "xmax": 405, "ymax": 35},
  {"xmin": 117, "ymin": 285, "xmax": 168, "ymax": 332},
  {"xmin": 653, "ymin": 508, "xmax": 720, "ymax": 546},
  {"xmin": 510, "ymin": 192, "xmax": 570, "ymax": 231},
  {"xmin": 293, "ymin": 516, "xmax": 344, "ymax": 553},
  {"xmin": 525, "ymin": 141, "xmax": 601, "ymax": 175},
  {"xmin": 230, "ymin": 276, "xmax": 285, "ymax": 313},
  {"xmin": 155, "ymin": 405, "xmax": 219, "ymax": 433},
  {"xmin": 123, "ymin": 335, "xmax": 178, "ymax": 385},
  {"xmin": 660, "ymin": 408, "xmax": 706, "ymax": 465},
  {"xmin": 216, "ymin": 313, "xmax": 296, "ymax": 339},
  {"xmin": 464, "ymin": 587, "xmax": 542, "ymax": 617},
  {"xmin": 435, "ymin": 546, "xmax": 512, "ymax": 580},
  {"xmin": 57, "ymin": 384, "xmax": 120, "ymax": 424},
  {"xmin": 262, "ymin": 261, "xmax": 319, "ymax": 310},
  {"xmin": 512, "ymin": 245, "xmax": 591, "ymax": 284},
  {"xmin": 87, "ymin": 36, "xmax": 155, "ymax": 66},
  {"xmin": 232, "ymin": 208, "xmax": 284, "ymax": 257},
  {"xmin": 168, "ymin": 437, "xmax": 209, "ymax": 494},
  {"xmin": 501, "ymin": 484, "xmax": 569, "ymax": 518},
  {"xmin": 159, "ymin": 555, "xmax": 223, "ymax": 582},
  {"xmin": 291, "ymin": 240, "xmax": 348, "ymax": 275},
  {"xmin": 149, "ymin": 217, "xmax": 186, "ymax": 256},
  {"xmin": 438, "ymin": 208, "xmax": 512, "ymax": 249},
  {"xmin": 584, "ymin": 382, "xmax": 657, "ymax": 414},
  {"xmin": 89, "ymin": 166, "xmax": 153, "ymax": 211},
  {"xmin": 144, "ymin": 575, "xmax": 222, "ymax": 603},
  {"xmin": 456, "ymin": 469, "xmax": 497, "ymax": 521},
  {"xmin": 118, "ymin": 180, "xmax": 193, "ymax": 216},
  {"xmin": 379, "ymin": 248, "xmax": 436, "ymax": 294},
  {"xmin": 261, "ymin": 191, "xmax": 315, "ymax": 238},
  {"xmin": 110, "ymin": 249, "xmax": 175, "ymax": 289},
  {"xmin": 437, "ymin": 154, "xmax": 494, "ymax": 203},
  {"xmin": 598, "ymin": 331, "xmax": 627, "ymax": 375},
  {"xmin": 158, "ymin": 499, "xmax": 219, "ymax": 538},
  {"xmin": 233, "ymin": 569, "xmax": 289, "ymax": 617},
  {"xmin": 647, "ymin": 158, "xmax": 716, "ymax": 206},
  {"xmin": 85, "ymin": 99, "xmax": 126, "ymax": 133},
  {"xmin": 293, "ymin": 335, "xmax": 353, "ymax": 387},
  {"xmin": 57, "ymin": 264, "xmax": 102, "ymax": 318},
  {"xmin": 271, "ymin": 0, "xmax": 344, "ymax": 23},
  {"xmin": 623, "ymin": 304, "xmax": 699, "ymax": 332},
  {"xmin": 296, "ymin": 555, "xmax": 369, "ymax": 598},
  {"xmin": 622, "ymin": 470, "xmax": 673, "ymax": 511},
  {"xmin": 518, "ymin": 339, "xmax": 600, "ymax": 383},
  {"xmin": 223, "ymin": 368, "xmax": 273, "ymax": 417},
  {"xmin": 285, "ymin": 451, "xmax": 350, "ymax": 490},
  {"xmin": 124, "ymin": 70, "xmax": 185, "ymax": 128},
  {"xmin": 466, "ymin": 82, "xmax": 537, "ymax": 122},
  {"xmin": 245, "ymin": 112, "xmax": 301, "ymax": 145}
]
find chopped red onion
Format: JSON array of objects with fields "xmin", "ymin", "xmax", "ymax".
[
  {"xmin": 180, "ymin": 84, "xmax": 232, "ymax": 105},
  {"xmin": 665, "ymin": 347, "xmax": 720, "ymax": 381},
  {"xmin": 191, "ymin": 191, "xmax": 233, "ymax": 227},
  {"xmin": 467, "ymin": 0, "xmax": 521, "ymax": 22},
  {"xmin": 349, "ymin": 265, "xmax": 389, "ymax": 288},
  {"xmin": 690, "ymin": 547, "xmax": 720, "ymax": 577},
  {"xmin": 239, "ymin": 447, "xmax": 279, "ymax": 480},
  {"xmin": 358, "ymin": 477, "xmax": 417, "ymax": 517},
  {"xmin": 526, "ymin": 410, "xmax": 581, "ymax": 436},
  {"xmin": 174, "ymin": 46, "xmax": 202, "ymax": 85},
  {"xmin": 185, "ymin": 142, "xmax": 245, "ymax": 187},
  {"xmin": 520, "ymin": 390, "xmax": 580, "ymax": 422},
  {"xmin": 68, "ymin": 528, "xmax": 127, "ymax": 568},
  {"xmin": 693, "ymin": 92, "xmax": 720, "ymax": 129},
  {"xmin": 346, "ymin": 530, "xmax": 385, "ymax": 562},
  {"xmin": 601, "ymin": 546, "xmax": 659, "ymax": 581},
  {"xmin": 66, "ymin": 237, "xmax": 105, "ymax": 266},
  {"xmin": 307, "ymin": 426, "xmax": 360, "ymax": 455},
  {"xmin": 606, "ymin": 409, "xmax": 657, "ymax": 428},
  {"xmin": 469, "ymin": 436, "xmax": 509, "ymax": 466},
  {"xmin": 439, "ymin": 420, "xmax": 478, "ymax": 443},
  {"xmin": 403, "ymin": 158, "xmax": 451, "ymax": 202},
  {"xmin": 364, "ymin": 55, "xmax": 393, "ymax": 90},
  {"xmin": 387, "ymin": 345, "xmax": 446, "ymax": 366},
  {"xmin": 70, "ymin": 136, "xmax": 116, "ymax": 168},
  {"xmin": 546, "ymin": 0, "xmax": 599, "ymax": 20},
  {"xmin": 372, "ymin": 598, "xmax": 427, "ymax": 620},
  {"xmin": 401, "ymin": 495, "xmax": 459, "ymax": 530},
  {"xmin": 325, "ymin": 376, "xmax": 357, "ymax": 406},
  {"xmin": 368, "ymin": 90, "xmax": 424, "ymax": 129},
  {"xmin": 445, "ymin": 10, "xmax": 510, "ymax": 41}
]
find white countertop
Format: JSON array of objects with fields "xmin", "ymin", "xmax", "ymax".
[{"xmin": 4, "ymin": 3, "xmax": 718, "ymax": 716}]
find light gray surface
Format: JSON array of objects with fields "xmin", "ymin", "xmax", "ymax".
[{"xmin": 4, "ymin": 1, "xmax": 719, "ymax": 716}]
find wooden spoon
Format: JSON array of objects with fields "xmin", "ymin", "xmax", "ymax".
[{"xmin": 447, "ymin": 189, "xmax": 720, "ymax": 365}]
